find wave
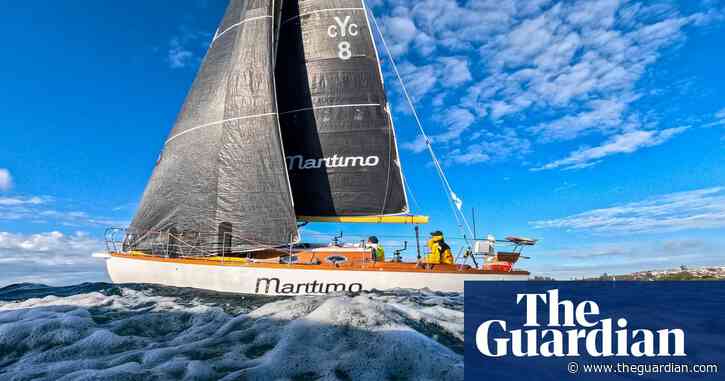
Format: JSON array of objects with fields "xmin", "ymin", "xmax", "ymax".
[{"xmin": 0, "ymin": 283, "xmax": 463, "ymax": 380}]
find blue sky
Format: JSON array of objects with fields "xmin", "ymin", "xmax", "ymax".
[{"xmin": 1, "ymin": 0, "xmax": 724, "ymax": 285}]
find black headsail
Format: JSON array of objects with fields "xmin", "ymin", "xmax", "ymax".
[
  {"xmin": 276, "ymin": 0, "xmax": 409, "ymax": 217},
  {"xmin": 129, "ymin": 0, "xmax": 298, "ymax": 253}
]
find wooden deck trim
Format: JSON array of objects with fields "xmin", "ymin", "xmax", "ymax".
[{"xmin": 110, "ymin": 253, "xmax": 530, "ymax": 276}]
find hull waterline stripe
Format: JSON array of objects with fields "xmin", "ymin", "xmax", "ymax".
[
  {"xmin": 279, "ymin": 103, "xmax": 380, "ymax": 116},
  {"xmin": 283, "ymin": 8, "xmax": 364, "ymax": 24},
  {"xmin": 213, "ymin": 15, "xmax": 273, "ymax": 43},
  {"xmin": 165, "ymin": 113, "xmax": 278, "ymax": 144}
]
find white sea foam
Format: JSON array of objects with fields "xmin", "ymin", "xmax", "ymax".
[{"xmin": 0, "ymin": 286, "xmax": 463, "ymax": 380}]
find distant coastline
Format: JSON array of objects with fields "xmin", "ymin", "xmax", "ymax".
[{"xmin": 532, "ymin": 265, "xmax": 725, "ymax": 281}]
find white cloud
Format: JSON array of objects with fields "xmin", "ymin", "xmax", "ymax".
[
  {"xmin": 0, "ymin": 196, "xmax": 49, "ymax": 206},
  {"xmin": 530, "ymin": 98, "xmax": 630, "ymax": 142},
  {"xmin": 447, "ymin": 148, "xmax": 490, "ymax": 164},
  {"xmin": 531, "ymin": 187, "xmax": 725, "ymax": 233},
  {"xmin": 0, "ymin": 169, "xmax": 12, "ymax": 192},
  {"xmin": 0, "ymin": 231, "xmax": 99, "ymax": 256},
  {"xmin": 448, "ymin": 128, "xmax": 531, "ymax": 165},
  {"xmin": 533, "ymin": 126, "xmax": 688, "ymax": 171},
  {"xmin": 401, "ymin": 107, "xmax": 477, "ymax": 154},
  {"xmin": 438, "ymin": 57, "xmax": 472, "ymax": 87},
  {"xmin": 405, "ymin": 0, "xmax": 514, "ymax": 47},
  {"xmin": 492, "ymin": 9, "xmax": 560, "ymax": 68},
  {"xmin": 377, "ymin": 0, "xmax": 716, "ymax": 167},
  {"xmin": 168, "ymin": 37, "xmax": 194, "ymax": 69},
  {"xmin": 566, "ymin": 0, "xmax": 620, "ymax": 29},
  {"xmin": 413, "ymin": 32, "xmax": 437, "ymax": 56},
  {"xmin": 0, "ymin": 231, "xmax": 107, "ymax": 286},
  {"xmin": 704, "ymin": 107, "xmax": 725, "ymax": 127},
  {"xmin": 398, "ymin": 61, "xmax": 438, "ymax": 100},
  {"xmin": 0, "ymin": 194, "xmax": 127, "ymax": 227},
  {"xmin": 382, "ymin": 16, "xmax": 419, "ymax": 56},
  {"xmin": 401, "ymin": 135, "xmax": 429, "ymax": 154},
  {"xmin": 398, "ymin": 99, "xmax": 530, "ymax": 166},
  {"xmin": 472, "ymin": 1, "xmax": 698, "ymax": 118},
  {"xmin": 166, "ymin": 26, "xmax": 211, "ymax": 70},
  {"xmin": 434, "ymin": 107, "xmax": 476, "ymax": 143},
  {"xmin": 716, "ymin": 108, "xmax": 725, "ymax": 120},
  {"xmin": 394, "ymin": 56, "xmax": 471, "ymax": 104}
]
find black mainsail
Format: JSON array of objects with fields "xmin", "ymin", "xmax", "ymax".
[
  {"xmin": 129, "ymin": 0, "xmax": 298, "ymax": 253},
  {"xmin": 276, "ymin": 0, "xmax": 409, "ymax": 217}
]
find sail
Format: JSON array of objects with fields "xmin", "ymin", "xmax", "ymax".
[
  {"xmin": 275, "ymin": 0, "xmax": 409, "ymax": 217},
  {"xmin": 129, "ymin": 0, "xmax": 298, "ymax": 253}
]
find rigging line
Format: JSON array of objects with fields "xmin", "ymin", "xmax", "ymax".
[
  {"xmin": 365, "ymin": 2, "xmax": 474, "ymax": 241},
  {"xmin": 370, "ymin": 13, "xmax": 471, "ymax": 239},
  {"xmin": 379, "ymin": 115, "xmax": 393, "ymax": 215},
  {"xmin": 402, "ymin": 172, "xmax": 422, "ymax": 212}
]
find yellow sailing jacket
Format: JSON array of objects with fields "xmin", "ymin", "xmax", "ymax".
[{"xmin": 426, "ymin": 236, "xmax": 454, "ymax": 264}]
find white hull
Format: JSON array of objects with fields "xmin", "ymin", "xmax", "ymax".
[{"xmin": 106, "ymin": 256, "xmax": 528, "ymax": 295}]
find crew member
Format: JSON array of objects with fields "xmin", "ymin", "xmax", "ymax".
[
  {"xmin": 366, "ymin": 236, "xmax": 385, "ymax": 262},
  {"xmin": 426, "ymin": 231, "xmax": 454, "ymax": 264}
]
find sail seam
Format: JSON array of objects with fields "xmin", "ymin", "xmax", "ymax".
[
  {"xmin": 213, "ymin": 15, "xmax": 273, "ymax": 43},
  {"xmin": 165, "ymin": 113, "xmax": 277, "ymax": 144},
  {"xmin": 279, "ymin": 103, "xmax": 380, "ymax": 115},
  {"xmin": 282, "ymin": 8, "xmax": 364, "ymax": 24}
]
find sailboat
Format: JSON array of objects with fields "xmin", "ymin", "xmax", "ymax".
[{"xmin": 102, "ymin": 0, "xmax": 534, "ymax": 295}]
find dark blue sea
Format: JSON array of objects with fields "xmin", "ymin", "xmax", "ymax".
[{"xmin": 0, "ymin": 283, "xmax": 463, "ymax": 380}]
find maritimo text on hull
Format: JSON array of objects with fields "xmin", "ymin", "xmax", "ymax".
[{"xmin": 99, "ymin": 0, "xmax": 536, "ymax": 295}]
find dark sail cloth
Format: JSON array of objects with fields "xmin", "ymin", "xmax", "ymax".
[
  {"xmin": 128, "ymin": 0, "xmax": 298, "ymax": 254},
  {"xmin": 275, "ymin": 0, "xmax": 409, "ymax": 217}
]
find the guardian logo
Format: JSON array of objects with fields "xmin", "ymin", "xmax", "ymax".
[
  {"xmin": 476, "ymin": 289, "xmax": 686, "ymax": 358},
  {"xmin": 286, "ymin": 155, "xmax": 380, "ymax": 170}
]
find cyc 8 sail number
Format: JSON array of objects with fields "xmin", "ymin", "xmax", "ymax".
[{"xmin": 328, "ymin": 16, "xmax": 358, "ymax": 60}]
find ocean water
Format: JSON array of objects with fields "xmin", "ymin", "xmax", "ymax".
[{"xmin": 0, "ymin": 283, "xmax": 463, "ymax": 381}]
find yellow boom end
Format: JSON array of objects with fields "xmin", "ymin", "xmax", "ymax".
[{"xmin": 297, "ymin": 215, "xmax": 430, "ymax": 224}]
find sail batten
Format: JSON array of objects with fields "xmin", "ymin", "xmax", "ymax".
[
  {"xmin": 213, "ymin": 15, "xmax": 273, "ymax": 43},
  {"xmin": 279, "ymin": 103, "xmax": 381, "ymax": 115},
  {"xmin": 164, "ymin": 112, "xmax": 279, "ymax": 145}
]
